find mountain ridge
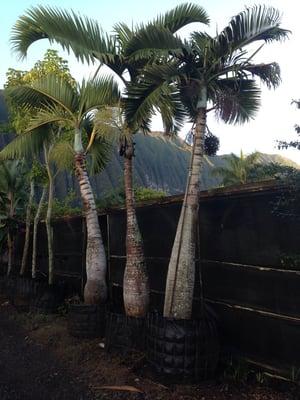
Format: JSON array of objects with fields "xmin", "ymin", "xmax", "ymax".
[{"xmin": 0, "ymin": 131, "xmax": 298, "ymax": 199}]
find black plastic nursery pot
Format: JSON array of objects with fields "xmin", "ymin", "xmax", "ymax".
[
  {"xmin": 67, "ymin": 303, "xmax": 106, "ymax": 339},
  {"xmin": 105, "ymin": 311, "xmax": 146, "ymax": 353},
  {"xmin": 146, "ymin": 312, "xmax": 219, "ymax": 383}
]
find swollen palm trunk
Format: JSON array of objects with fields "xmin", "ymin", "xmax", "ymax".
[
  {"xmin": 75, "ymin": 152, "xmax": 107, "ymax": 305},
  {"xmin": 123, "ymin": 153, "xmax": 149, "ymax": 317},
  {"xmin": 163, "ymin": 108, "xmax": 206, "ymax": 319}
]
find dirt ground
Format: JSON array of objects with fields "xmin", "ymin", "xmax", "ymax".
[{"xmin": 0, "ymin": 300, "xmax": 299, "ymax": 400}]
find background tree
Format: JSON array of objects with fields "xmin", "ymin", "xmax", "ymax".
[
  {"xmin": 213, "ymin": 150, "xmax": 261, "ymax": 186},
  {"xmin": 278, "ymin": 99, "xmax": 300, "ymax": 150},
  {"xmin": 125, "ymin": 5, "xmax": 288, "ymax": 319},
  {"xmin": 0, "ymin": 160, "xmax": 27, "ymax": 275},
  {"xmin": 272, "ymin": 99, "xmax": 300, "ymax": 220},
  {"xmin": 2, "ymin": 50, "xmax": 77, "ymax": 282}
]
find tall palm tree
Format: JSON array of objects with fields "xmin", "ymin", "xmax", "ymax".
[
  {"xmin": 124, "ymin": 5, "xmax": 288, "ymax": 319},
  {"xmin": 213, "ymin": 150, "xmax": 260, "ymax": 186},
  {"xmin": 7, "ymin": 74, "xmax": 119, "ymax": 303},
  {"xmin": 11, "ymin": 3, "xmax": 209, "ymax": 317}
]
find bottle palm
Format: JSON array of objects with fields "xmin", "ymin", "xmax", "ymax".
[
  {"xmin": 6, "ymin": 74, "xmax": 119, "ymax": 303},
  {"xmin": 124, "ymin": 5, "xmax": 288, "ymax": 319},
  {"xmin": 11, "ymin": 3, "xmax": 209, "ymax": 316}
]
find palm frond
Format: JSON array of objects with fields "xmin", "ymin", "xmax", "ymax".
[
  {"xmin": 11, "ymin": 5, "xmax": 115, "ymax": 64},
  {"xmin": 26, "ymin": 104, "xmax": 72, "ymax": 132},
  {"xmin": 49, "ymin": 140, "xmax": 74, "ymax": 171},
  {"xmin": 212, "ymin": 78, "xmax": 261, "ymax": 124},
  {"xmin": 6, "ymin": 85, "xmax": 51, "ymax": 111},
  {"xmin": 158, "ymin": 86, "xmax": 187, "ymax": 135},
  {"xmin": 125, "ymin": 63, "xmax": 184, "ymax": 131},
  {"xmin": 246, "ymin": 151, "xmax": 260, "ymax": 165},
  {"xmin": 8, "ymin": 74, "xmax": 78, "ymax": 116},
  {"xmin": 113, "ymin": 22, "xmax": 134, "ymax": 50},
  {"xmin": 87, "ymin": 136, "xmax": 112, "ymax": 175},
  {"xmin": 191, "ymin": 31, "xmax": 213, "ymax": 52},
  {"xmin": 244, "ymin": 62, "xmax": 281, "ymax": 89},
  {"xmin": 0, "ymin": 129, "xmax": 52, "ymax": 160},
  {"xmin": 125, "ymin": 25, "xmax": 184, "ymax": 61},
  {"xmin": 153, "ymin": 3, "xmax": 209, "ymax": 33},
  {"xmin": 78, "ymin": 76, "xmax": 121, "ymax": 118},
  {"xmin": 215, "ymin": 5, "xmax": 289, "ymax": 57}
]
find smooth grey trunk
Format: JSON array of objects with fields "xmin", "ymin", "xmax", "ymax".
[
  {"xmin": 123, "ymin": 140, "xmax": 149, "ymax": 317},
  {"xmin": 163, "ymin": 102, "xmax": 207, "ymax": 319},
  {"xmin": 74, "ymin": 128, "xmax": 107, "ymax": 305},
  {"xmin": 32, "ymin": 185, "xmax": 47, "ymax": 279},
  {"xmin": 20, "ymin": 179, "xmax": 35, "ymax": 276},
  {"xmin": 44, "ymin": 145, "xmax": 55, "ymax": 286}
]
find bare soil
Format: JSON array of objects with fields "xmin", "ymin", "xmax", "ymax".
[{"xmin": 0, "ymin": 301, "xmax": 299, "ymax": 400}]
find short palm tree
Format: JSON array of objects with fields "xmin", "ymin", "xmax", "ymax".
[
  {"xmin": 7, "ymin": 74, "xmax": 119, "ymax": 303},
  {"xmin": 11, "ymin": 3, "xmax": 209, "ymax": 316},
  {"xmin": 125, "ymin": 5, "xmax": 288, "ymax": 319},
  {"xmin": 213, "ymin": 150, "xmax": 260, "ymax": 186},
  {"xmin": 0, "ymin": 160, "xmax": 27, "ymax": 275}
]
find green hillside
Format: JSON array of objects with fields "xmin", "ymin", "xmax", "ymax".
[
  {"xmin": 55, "ymin": 131, "xmax": 300, "ymax": 199},
  {"xmin": 0, "ymin": 129, "xmax": 298, "ymax": 199}
]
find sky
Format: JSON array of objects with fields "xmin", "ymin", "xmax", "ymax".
[{"xmin": 1, "ymin": 0, "xmax": 300, "ymax": 162}]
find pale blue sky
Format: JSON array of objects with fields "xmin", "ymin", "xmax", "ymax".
[{"xmin": 1, "ymin": 0, "xmax": 300, "ymax": 162}]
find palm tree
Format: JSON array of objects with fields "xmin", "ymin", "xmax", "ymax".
[
  {"xmin": 124, "ymin": 5, "xmax": 288, "ymax": 319},
  {"xmin": 6, "ymin": 74, "xmax": 119, "ymax": 303},
  {"xmin": 213, "ymin": 150, "xmax": 260, "ymax": 186},
  {"xmin": 0, "ymin": 160, "xmax": 27, "ymax": 275},
  {"xmin": 20, "ymin": 166, "xmax": 35, "ymax": 276},
  {"xmin": 1, "ymin": 128, "xmax": 68, "ymax": 284},
  {"xmin": 10, "ymin": 3, "xmax": 209, "ymax": 317},
  {"xmin": 3, "ymin": 51, "xmax": 78, "ymax": 283}
]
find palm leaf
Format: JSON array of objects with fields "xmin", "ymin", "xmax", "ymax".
[
  {"xmin": 214, "ymin": 5, "xmax": 289, "ymax": 57},
  {"xmin": 11, "ymin": 5, "xmax": 115, "ymax": 64},
  {"xmin": 154, "ymin": 3, "xmax": 209, "ymax": 33},
  {"xmin": 158, "ymin": 86, "xmax": 187, "ymax": 135},
  {"xmin": 244, "ymin": 62, "xmax": 281, "ymax": 89},
  {"xmin": 113, "ymin": 22, "xmax": 134, "ymax": 51},
  {"xmin": 125, "ymin": 62, "xmax": 186, "ymax": 131},
  {"xmin": 125, "ymin": 25, "xmax": 184, "ymax": 61},
  {"xmin": 87, "ymin": 135, "xmax": 112, "ymax": 175},
  {"xmin": 212, "ymin": 78, "xmax": 261, "ymax": 124},
  {"xmin": 78, "ymin": 76, "xmax": 120, "ymax": 118},
  {"xmin": 8, "ymin": 74, "xmax": 78, "ymax": 116},
  {"xmin": 25, "ymin": 104, "xmax": 72, "ymax": 132},
  {"xmin": 49, "ymin": 140, "xmax": 74, "ymax": 171},
  {"xmin": 0, "ymin": 129, "xmax": 52, "ymax": 160}
]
